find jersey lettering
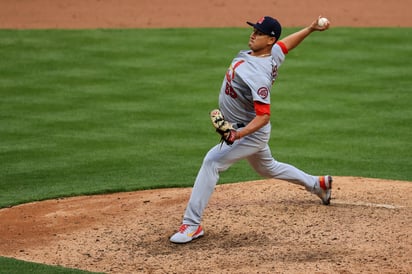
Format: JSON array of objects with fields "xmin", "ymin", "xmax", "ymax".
[
  {"xmin": 272, "ymin": 64, "xmax": 278, "ymax": 84},
  {"xmin": 224, "ymin": 60, "xmax": 244, "ymax": 99},
  {"xmin": 225, "ymin": 82, "xmax": 238, "ymax": 98}
]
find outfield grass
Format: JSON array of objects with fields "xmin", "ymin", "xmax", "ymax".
[{"xmin": 0, "ymin": 27, "xmax": 411, "ymax": 211}]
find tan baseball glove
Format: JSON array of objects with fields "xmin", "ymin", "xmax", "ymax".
[{"xmin": 210, "ymin": 109, "xmax": 237, "ymax": 145}]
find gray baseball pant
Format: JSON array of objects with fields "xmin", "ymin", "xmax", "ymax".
[{"xmin": 183, "ymin": 135, "xmax": 318, "ymax": 225}]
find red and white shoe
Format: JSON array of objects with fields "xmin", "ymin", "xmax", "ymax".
[
  {"xmin": 316, "ymin": 175, "xmax": 333, "ymax": 205},
  {"xmin": 170, "ymin": 224, "xmax": 204, "ymax": 244}
]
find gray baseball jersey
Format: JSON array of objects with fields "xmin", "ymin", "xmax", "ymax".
[{"xmin": 219, "ymin": 43, "xmax": 285, "ymax": 137}]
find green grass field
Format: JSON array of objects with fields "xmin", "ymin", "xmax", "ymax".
[
  {"xmin": 0, "ymin": 27, "xmax": 411, "ymax": 273},
  {"xmin": 0, "ymin": 256, "xmax": 102, "ymax": 274}
]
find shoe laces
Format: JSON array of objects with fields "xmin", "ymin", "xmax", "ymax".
[{"xmin": 178, "ymin": 224, "xmax": 190, "ymax": 233}]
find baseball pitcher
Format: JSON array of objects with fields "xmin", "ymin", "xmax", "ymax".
[{"xmin": 170, "ymin": 15, "xmax": 332, "ymax": 244}]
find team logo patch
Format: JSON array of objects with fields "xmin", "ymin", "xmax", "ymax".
[{"xmin": 257, "ymin": 87, "xmax": 269, "ymax": 99}]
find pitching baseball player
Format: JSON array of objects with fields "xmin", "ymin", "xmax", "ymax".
[{"xmin": 170, "ymin": 16, "xmax": 332, "ymax": 244}]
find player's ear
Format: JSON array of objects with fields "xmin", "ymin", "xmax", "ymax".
[{"xmin": 268, "ymin": 36, "xmax": 276, "ymax": 45}]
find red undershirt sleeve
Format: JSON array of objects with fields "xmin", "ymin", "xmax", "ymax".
[
  {"xmin": 254, "ymin": 101, "xmax": 271, "ymax": 116},
  {"xmin": 276, "ymin": 41, "xmax": 289, "ymax": 54}
]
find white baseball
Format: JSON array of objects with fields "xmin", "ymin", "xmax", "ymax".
[{"xmin": 317, "ymin": 17, "xmax": 329, "ymax": 27}]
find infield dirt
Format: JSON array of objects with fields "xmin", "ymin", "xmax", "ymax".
[{"xmin": 0, "ymin": 1, "xmax": 411, "ymax": 273}]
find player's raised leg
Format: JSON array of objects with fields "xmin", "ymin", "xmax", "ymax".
[{"xmin": 246, "ymin": 145, "xmax": 332, "ymax": 204}]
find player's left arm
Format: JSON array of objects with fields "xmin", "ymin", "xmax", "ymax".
[
  {"xmin": 236, "ymin": 102, "xmax": 270, "ymax": 139},
  {"xmin": 279, "ymin": 16, "xmax": 330, "ymax": 52}
]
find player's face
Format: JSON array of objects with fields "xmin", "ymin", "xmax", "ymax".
[{"xmin": 248, "ymin": 29, "xmax": 275, "ymax": 54}]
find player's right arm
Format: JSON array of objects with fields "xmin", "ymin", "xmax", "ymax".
[{"xmin": 280, "ymin": 16, "xmax": 330, "ymax": 52}]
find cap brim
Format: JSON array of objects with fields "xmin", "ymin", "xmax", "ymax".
[{"xmin": 247, "ymin": 21, "xmax": 267, "ymax": 35}]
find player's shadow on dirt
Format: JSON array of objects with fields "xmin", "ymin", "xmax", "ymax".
[
  {"xmin": 150, "ymin": 232, "xmax": 339, "ymax": 265},
  {"xmin": 155, "ymin": 231, "xmax": 273, "ymax": 253}
]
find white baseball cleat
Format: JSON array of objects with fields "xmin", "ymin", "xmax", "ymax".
[
  {"xmin": 316, "ymin": 175, "xmax": 332, "ymax": 205},
  {"xmin": 170, "ymin": 224, "xmax": 204, "ymax": 244}
]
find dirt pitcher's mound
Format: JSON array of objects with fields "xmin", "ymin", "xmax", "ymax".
[{"xmin": 0, "ymin": 177, "xmax": 411, "ymax": 273}]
